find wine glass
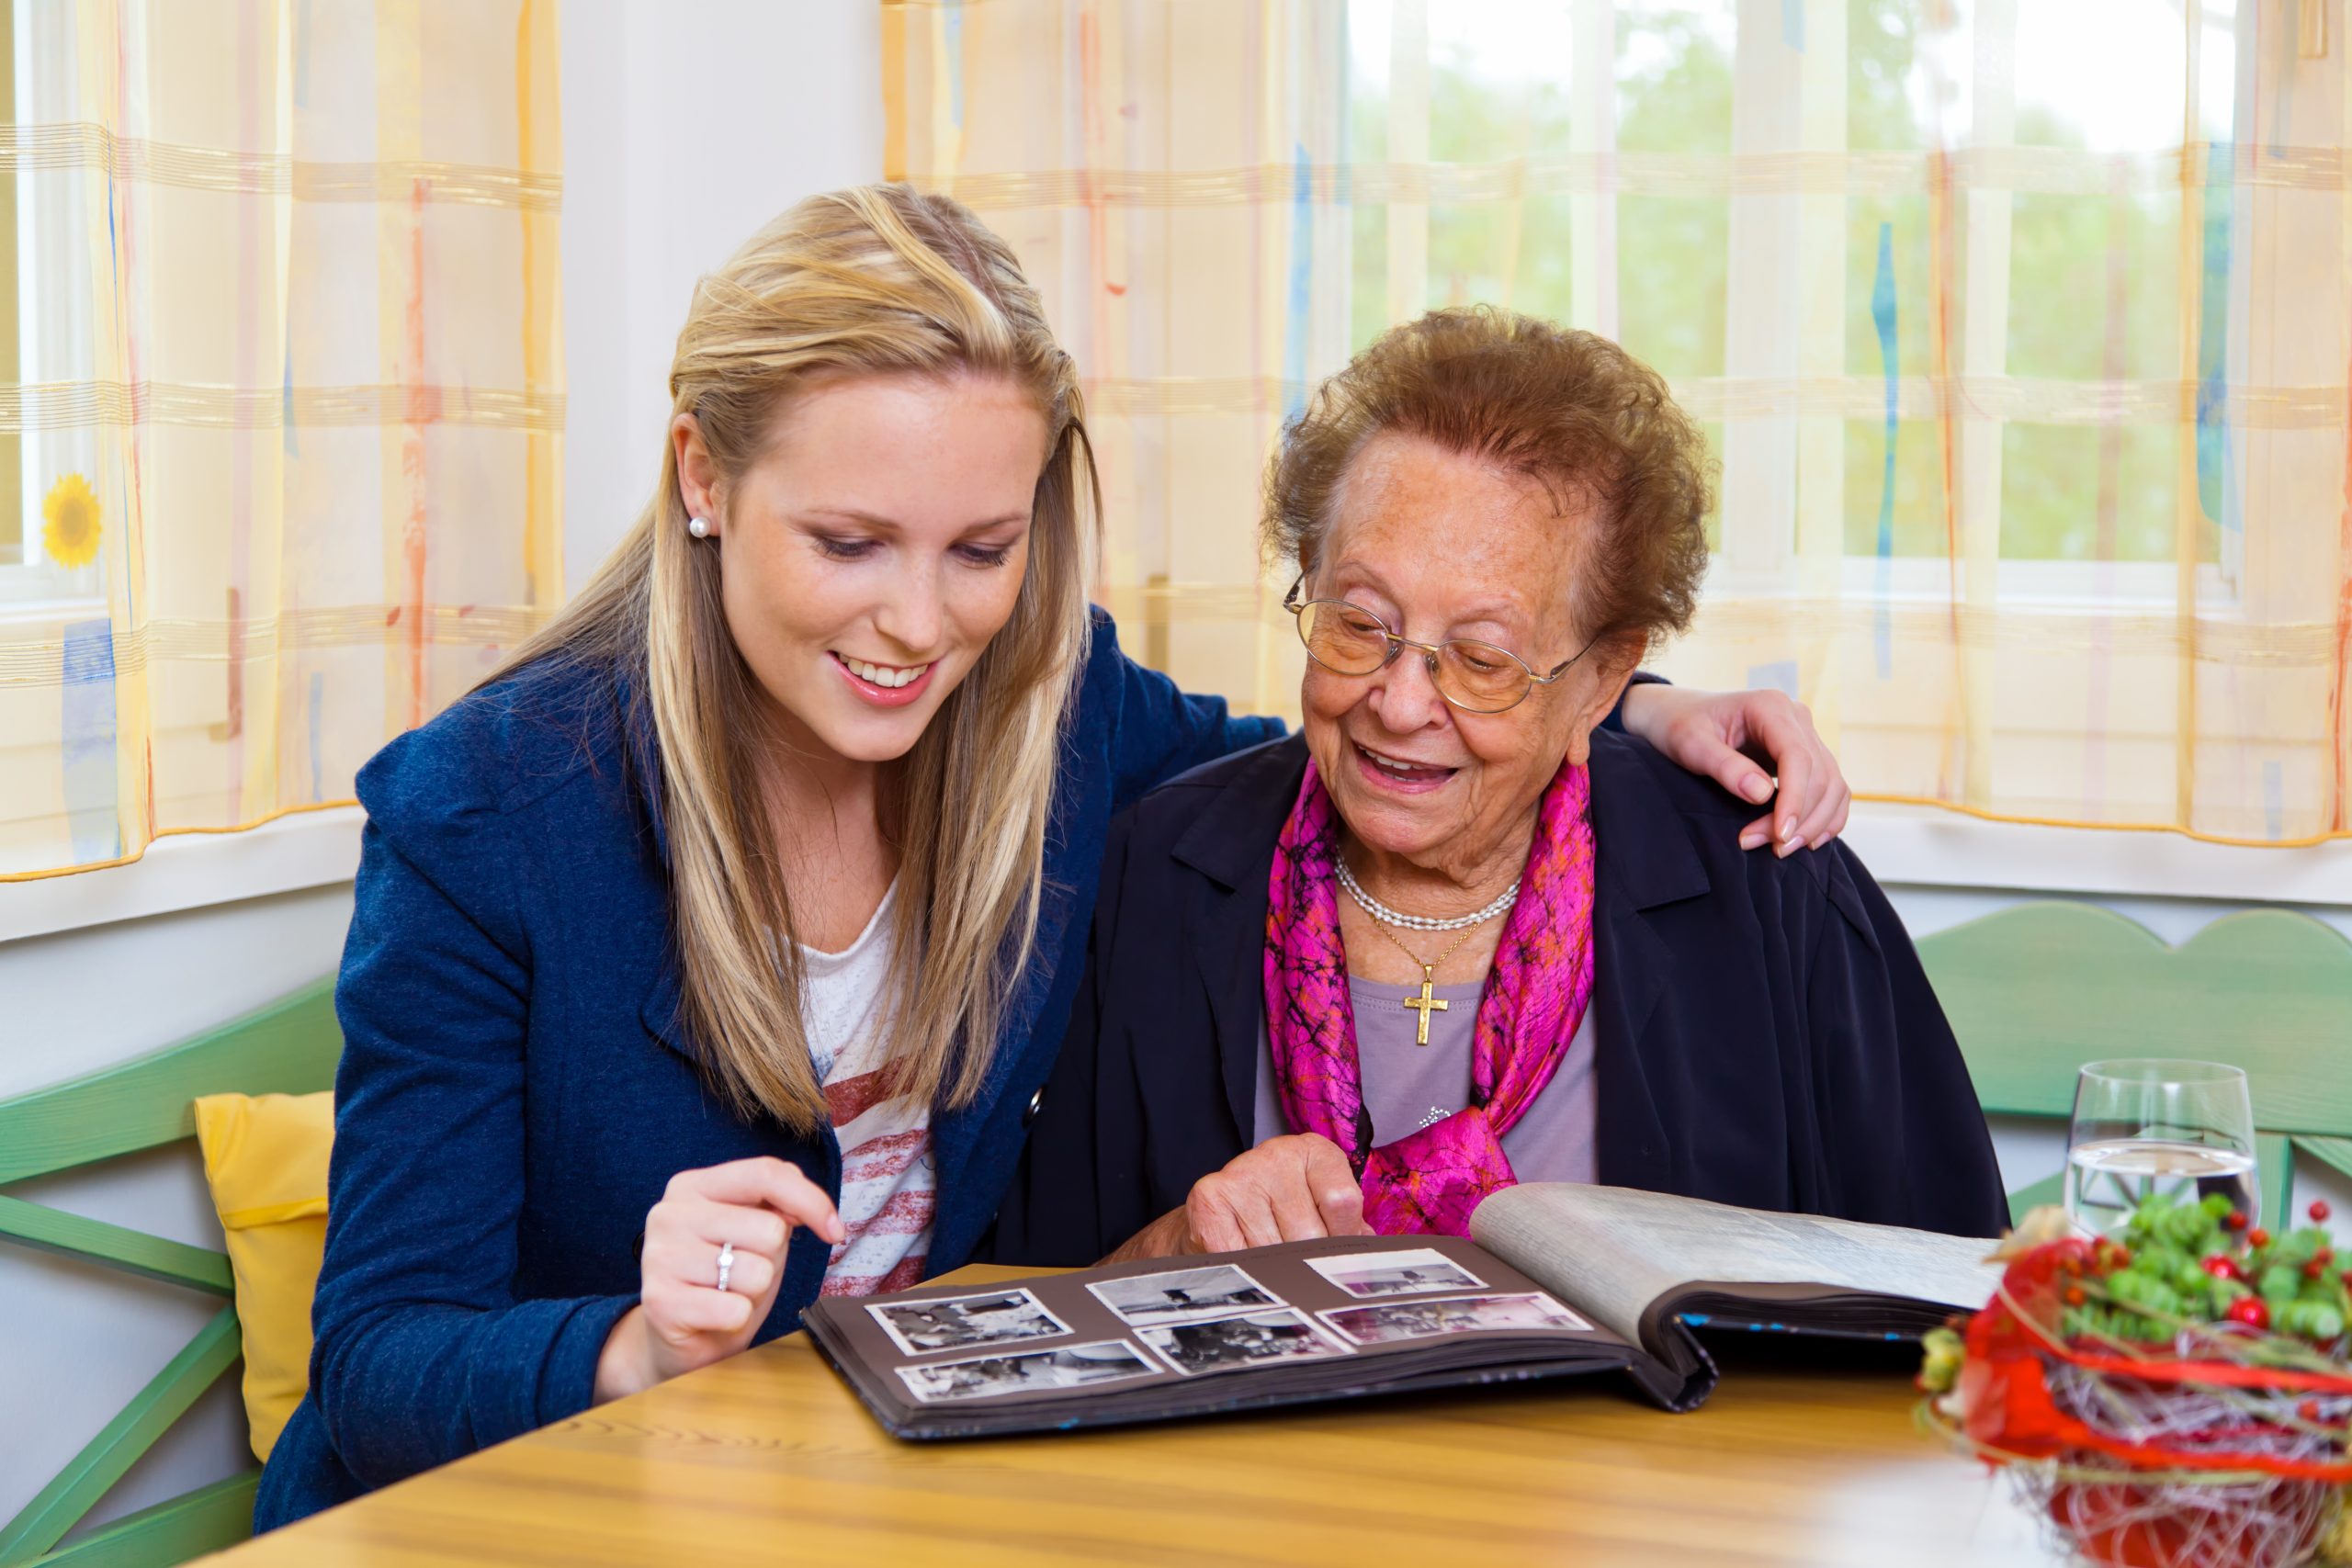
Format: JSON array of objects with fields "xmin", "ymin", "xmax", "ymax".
[{"xmin": 2064, "ymin": 1059, "xmax": 2258, "ymax": 1238}]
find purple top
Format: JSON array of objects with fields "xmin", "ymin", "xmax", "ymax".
[{"xmin": 1252, "ymin": 976, "xmax": 1599, "ymax": 1185}]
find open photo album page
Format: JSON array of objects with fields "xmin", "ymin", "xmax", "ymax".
[{"xmin": 803, "ymin": 1233, "xmax": 1633, "ymax": 1438}]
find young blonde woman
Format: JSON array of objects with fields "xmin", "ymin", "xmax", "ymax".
[{"xmin": 255, "ymin": 184, "xmax": 1851, "ymax": 1528}]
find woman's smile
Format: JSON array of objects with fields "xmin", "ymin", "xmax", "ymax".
[
  {"xmin": 1350, "ymin": 738, "xmax": 1458, "ymax": 795},
  {"xmin": 831, "ymin": 651, "xmax": 937, "ymax": 705}
]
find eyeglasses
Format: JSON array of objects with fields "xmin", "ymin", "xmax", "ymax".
[{"xmin": 1283, "ymin": 579, "xmax": 1594, "ymax": 715}]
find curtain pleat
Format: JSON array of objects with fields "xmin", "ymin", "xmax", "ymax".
[{"xmin": 0, "ymin": 0, "xmax": 561, "ymax": 879}]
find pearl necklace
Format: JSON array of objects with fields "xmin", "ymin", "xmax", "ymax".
[{"xmin": 1335, "ymin": 857, "xmax": 1521, "ymax": 932}]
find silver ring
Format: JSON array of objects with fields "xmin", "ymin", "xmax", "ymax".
[{"xmin": 715, "ymin": 1241, "xmax": 736, "ymax": 1293}]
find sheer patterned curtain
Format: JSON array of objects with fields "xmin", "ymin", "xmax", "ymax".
[
  {"xmin": 888, "ymin": 0, "xmax": 1357, "ymax": 720},
  {"xmin": 0, "ymin": 0, "xmax": 561, "ymax": 879},
  {"xmin": 886, "ymin": 0, "xmax": 2352, "ymax": 844}
]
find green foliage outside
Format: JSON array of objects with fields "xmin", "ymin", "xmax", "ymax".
[{"xmin": 1344, "ymin": 1, "xmax": 2221, "ymax": 565}]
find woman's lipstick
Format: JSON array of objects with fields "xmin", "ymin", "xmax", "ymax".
[{"xmin": 831, "ymin": 652, "xmax": 936, "ymax": 708}]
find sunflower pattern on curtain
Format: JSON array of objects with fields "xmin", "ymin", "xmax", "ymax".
[
  {"xmin": 0, "ymin": 0, "xmax": 561, "ymax": 880},
  {"xmin": 886, "ymin": 0, "xmax": 2352, "ymax": 844}
]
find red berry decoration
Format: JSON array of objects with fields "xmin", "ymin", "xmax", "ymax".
[
  {"xmin": 1924, "ymin": 1191, "xmax": 2352, "ymax": 1568},
  {"xmin": 2311, "ymin": 1200, "xmax": 2333, "ymax": 1224}
]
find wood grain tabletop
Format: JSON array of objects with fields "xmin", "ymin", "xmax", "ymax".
[{"xmin": 210, "ymin": 1266, "xmax": 2062, "ymax": 1567}]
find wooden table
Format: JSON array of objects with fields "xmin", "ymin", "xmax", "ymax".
[{"xmin": 213, "ymin": 1267, "xmax": 2062, "ymax": 1567}]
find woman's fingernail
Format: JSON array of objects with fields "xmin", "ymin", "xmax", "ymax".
[
  {"xmin": 1740, "ymin": 830, "xmax": 1767, "ymax": 850},
  {"xmin": 1743, "ymin": 774, "xmax": 1773, "ymax": 803},
  {"xmin": 1780, "ymin": 818, "xmax": 1801, "ymax": 843}
]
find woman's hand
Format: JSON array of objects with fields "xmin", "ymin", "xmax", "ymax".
[
  {"xmin": 594, "ymin": 1157, "xmax": 845, "ymax": 1404},
  {"xmin": 1109, "ymin": 1134, "xmax": 1373, "ymax": 1260},
  {"xmin": 1619, "ymin": 682, "xmax": 1853, "ymax": 856}
]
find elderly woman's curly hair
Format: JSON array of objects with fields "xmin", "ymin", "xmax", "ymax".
[{"xmin": 1263, "ymin": 306, "xmax": 1713, "ymax": 651}]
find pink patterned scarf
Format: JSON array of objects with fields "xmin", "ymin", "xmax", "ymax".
[{"xmin": 1263, "ymin": 757, "xmax": 1598, "ymax": 1236}]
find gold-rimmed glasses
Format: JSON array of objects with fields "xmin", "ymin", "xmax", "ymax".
[{"xmin": 1282, "ymin": 579, "xmax": 1594, "ymax": 715}]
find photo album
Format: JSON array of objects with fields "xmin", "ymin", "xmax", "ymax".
[{"xmin": 801, "ymin": 1182, "xmax": 2007, "ymax": 1439}]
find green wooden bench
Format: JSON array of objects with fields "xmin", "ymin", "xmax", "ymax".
[
  {"xmin": 0, "ymin": 981, "xmax": 341, "ymax": 1568},
  {"xmin": 1917, "ymin": 901, "xmax": 2352, "ymax": 1229}
]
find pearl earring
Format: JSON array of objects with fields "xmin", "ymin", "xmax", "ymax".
[{"xmin": 687, "ymin": 516, "xmax": 710, "ymax": 539}]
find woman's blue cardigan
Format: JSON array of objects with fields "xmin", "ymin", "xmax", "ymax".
[{"xmin": 254, "ymin": 610, "xmax": 1280, "ymax": 1529}]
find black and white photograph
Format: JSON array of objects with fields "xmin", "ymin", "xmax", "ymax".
[
  {"xmin": 1136, "ymin": 1308, "xmax": 1352, "ymax": 1376},
  {"xmin": 1087, "ymin": 1264, "xmax": 1282, "ymax": 1326},
  {"xmin": 893, "ymin": 1339, "xmax": 1159, "ymax": 1404},
  {"xmin": 1322, "ymin": 1292, "xmax": 1593, "ymax": 1347},
  {"xmin": 868, "ymin": 1289, "xmax": 1070, "ymax": 1356},
  {"xmin": 1306, "ymin": 1248, "xmax": 1487, "ymax": 1299}
]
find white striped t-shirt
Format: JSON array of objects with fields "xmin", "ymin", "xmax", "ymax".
[{"xmin": 798, "ymin": 883, "xmax": 936, "ymax": 1297}]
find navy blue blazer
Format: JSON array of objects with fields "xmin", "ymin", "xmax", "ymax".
[
  {"xmin": 990, "ymin": 730, "xmax": 2010, "ymax": 1266},
  {"xmin": 255, "ymin": 611, "xmax": 1281, "ymax": 1529}
]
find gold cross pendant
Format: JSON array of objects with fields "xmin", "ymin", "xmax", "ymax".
[{"xmin": 1400, "ymin": 965, "xmax": 1448, "ymax": 1046}]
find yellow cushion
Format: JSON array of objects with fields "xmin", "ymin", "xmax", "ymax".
[{"xmin": 192, "ymin": 1090, "xmax": 334, "ymax": 1462}]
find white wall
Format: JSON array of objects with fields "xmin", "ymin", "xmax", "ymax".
[
  {"xmin": 0, "ymin": 2, "xmax": 888, "ymax": 1544},
  {"xmin": 560, "ymin": 0, "xmax": 887, "ymax": 595}
]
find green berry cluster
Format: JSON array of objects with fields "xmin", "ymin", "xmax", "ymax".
[{"xmin": 2065, "ymin": 1193, "xmax": 2347, "ymax": 1346}]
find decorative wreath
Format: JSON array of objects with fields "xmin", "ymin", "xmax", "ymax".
[{"xmin": 1918, "ymin": 1196, "xmax": 2352, "ymax": 1568}]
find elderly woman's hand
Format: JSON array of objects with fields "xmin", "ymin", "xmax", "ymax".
[
  {"xmin": 1619, "ymin": 683, "xmax": 1853, "ymax": 856},
  {"xmin": 1107, "ymin": 1134, "xmax": 1374, "ymax": 1260}
]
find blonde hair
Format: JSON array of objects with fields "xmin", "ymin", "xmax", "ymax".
[{"xmin": 500, "ymin": 184, "xmax": 1094, "ymax": 1134}]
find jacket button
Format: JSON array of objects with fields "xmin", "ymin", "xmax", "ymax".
[{"xmin": 1022, "ymin": 1087, "xmax": 1046, "ymax": 1127}]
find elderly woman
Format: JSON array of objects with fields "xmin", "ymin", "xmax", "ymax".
[{"xmin": 994, "ymin": 308, "xmax": 2007, "ymax": 1263}]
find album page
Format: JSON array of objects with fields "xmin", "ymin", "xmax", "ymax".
[
  {"xmin": 803, "ymin": 1233, "xmax": 1645, "ymax": 1439},
  {"xmin": 1470, "ymin": 1183, "xmax": 2005, "ymax": 1359}
]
